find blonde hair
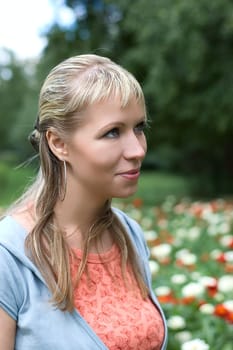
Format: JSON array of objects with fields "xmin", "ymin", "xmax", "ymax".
[{"xmin": 9, "ymin": 54, "xmax": 148, "ymax": 311}]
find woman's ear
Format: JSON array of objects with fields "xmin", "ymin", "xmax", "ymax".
[{"xmin": 46, "ymin": 129, "xmax": 68, "ymax": 160}]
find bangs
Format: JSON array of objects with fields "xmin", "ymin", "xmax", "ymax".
[
  {"xmin": 39, "ymin": 54, "xmax": 146, "ymax": 129},
  {"xmin": 68, "ymin": 64, "xmax": 145, "ymax": 113}
]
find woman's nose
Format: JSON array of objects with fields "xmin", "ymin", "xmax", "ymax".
[{"xmin": 123, "ymin": 133, "xmax": 147, "ymax": 160}]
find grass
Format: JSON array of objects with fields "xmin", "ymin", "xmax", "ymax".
[
  {"xmin": 128, "ymin": 171, "xmax": 191, "ymax": 205},
  {"xmin": 0, "ymin": 161, "xmax": 192, "ymax": 208},
  {"xmin": 0, "ymin": 162, "xmax": 37, "ymax": 207}
]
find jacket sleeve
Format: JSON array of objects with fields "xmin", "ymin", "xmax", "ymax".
[{"xmin": 0, "ymin": 246, "xmax": 24, "ymax": 320}]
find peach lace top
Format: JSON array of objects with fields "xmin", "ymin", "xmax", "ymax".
[{"xmin": 70, "ymin": 244, "xmax": 164, "ymax": 350}]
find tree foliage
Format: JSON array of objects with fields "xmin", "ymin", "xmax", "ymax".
[
  {"xmin": 110, "ymin": 1, "xmax": 233, "ymax": 170},
  {"xmin": 0, "ymin": 52, "xmax": 31, "ymax": 152},
  {"xmin": 37, "ymin": 0, "xmax": 118, "ymax": 77}
]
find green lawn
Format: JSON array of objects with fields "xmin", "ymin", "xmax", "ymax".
[
  {"xmin": 131, "ymin": 171, "xmax": 191, "ymax": 205},
  {"xmin": 0, "ymin": 162, "xmax": 37, "ymax": 207},
  {"xmin": 114, "ymin": 170, "xmax": 192, "ymax": 207}
]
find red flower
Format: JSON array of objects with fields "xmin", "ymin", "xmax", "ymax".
[
  {"xmin": 206, "ymin": 280, "xmax": 218, "ymax": 297},
  {"xmin": 216, "ymin": 253, "xmax": 226, "ymax": 263},
  {"xmin": 214, "ymin": 304, "xmax": 228, "ymax": 317},
  {"xmin": 226, "ymin": 312, "xmax": 233, "ymax": 323},
  {"xmin": 228, "ymin": 238, "xmax": 233, "ymax": 249},
  {"xmin": 180, "ymin": 296, "xmax": 196, "ymax": 305},
  {"xmin": 175, "ymin": 259, "xmax": 196, "ymax": 270},
  {"xmin": 132, "ymin": 197, "xmax": 143, "ymax": 208},
  {"xmin": 157, "ymin": 293, "xmax": 177, "ymax": 304},
  {"xmin": 214, "ymin": 304, "xmax": 233, "ymax": 324}
]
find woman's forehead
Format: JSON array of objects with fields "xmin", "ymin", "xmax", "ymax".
[{"xmin": 79, "ymin": 97, "xmax": 145, "ymax": 125}]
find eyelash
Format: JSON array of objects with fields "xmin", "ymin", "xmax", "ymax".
[
  {"xmin": 104, "ymin": 121, "xmax": 147, "ymax": 139},
  {"xmin": 134, "ymin": 121, "xmax": 148, "ymax": 133}
]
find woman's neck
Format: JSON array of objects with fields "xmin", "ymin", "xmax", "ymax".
[{"xmin": 53, "ymin": 198, "xmax": 112, "ymax": 251}]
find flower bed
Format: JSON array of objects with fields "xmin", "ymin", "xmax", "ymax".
[{"xmin": 117, "ymin": 197, "xmax": 233, "ymax": 350}]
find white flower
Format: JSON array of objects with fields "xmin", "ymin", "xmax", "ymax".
[
  {"xmin": 180, "ymin": 253, "xmax": 197, "ymax": 266},
  {"xmin": 144, "ymin": 230, "xmax": 158, "ymax": 242},
  {"xmin": 129, "ymin": 208, "xmax": 142, "ymax": 221},
  {"xmin": 207, "ymin": 225, "xmax": 218, "ymax": 236},
  {"xmin": 162, "ymin": 195, "xmax": 176, "ymax": 210},
  {"xmin": 201, "ymin": 206, "xmax": 213, "ymax": 220},
  {"xmin": 154, "ymin": 286, "xmax": 171, "ymax": 296},
  {"xmin": 182, "ymin": 282, "xmax": 205, "ymax": 298},
  {"xmin": 150, "ymin": 243, "xmax": 172, "ymax": 261},
  {"xmin": 209, "ymin": 249, "xmax": 222, "ymax": 259},
  {"xmin": 176, "ymin": 249, "xmax": 191, "ymax": 258},
  {"xmin": 148, "ymin": 260, "xmax": 160, "ymax": 277},
  {"xmin": 203, "ymin": 211, "xmax": 221, "ymax": 225},
  {"xmin": 190, "ymin": 271, "xmax": 202, "ymax": 281},
  {"xmin": 213, "ymin": 292, "xmax": 225, "ymax": 302},
  {"xmin": 176, "ymin": 228, "xmax": 187, "ymax": 239},
  {"xmin": 198, "ymin": 276, "xmax": 217, "ymax": 288},
  {"xmin": 224, "ymin": 251, "xmax": 233, "ymax": 262},
  {"xmin": 167, "ymin": 315, "xmax": 186, "ymax": 330},
  {"xmin": 218, "ymin": 275, "xmax": 233, "ymax": 293},
  {"xmin": 219, "ymin": 235, "xmax": 233, "ymax": 247},
  {"xmin": 199, "ymin": 303, "xmax": 215, "ymax": 314},
  {"xmin": 181, "ymin": 338, "xmax": 209, "ymax": 350},
  {"xmin": 141, "ymin": 217, "xmax": 154, "ymax": 229},
  {"xmin": 171, "ymin": 274, "xmax": 187, "ymax": 284},
  {"xmin": 173, "ymin": 237, "xmax": 183, "ymax": 247},
  {"xmin": 223, "ymin": 300, "xmax": 233, "ymax": 312},
  {"xmin": 175, "ymin": 331, "xmax": 192, "ymax": 343},
  {"xmin": 208, "ymin": 221, "xmax": 230, "ymax": 235},
  {"xmin": 218, "ymin": 222, "xmax": 231, "ymax": 234},
  {"xmin": 175, "ymin": 249, "xmax": 197, "ymax": 265},
  {"xmin": 188, "ymin": 227, "xmax": 201, "ymax": 240}
]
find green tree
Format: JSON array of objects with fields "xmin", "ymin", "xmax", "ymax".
[
  {"xmin": 37, "ymin": 0, "xmax": 118, "ymax": 78},
  {"xmin": 108, "ymin": 0, "xmax": 233, "ymax": 193},
  {"xmin": 0, "ymin": 50, "xmax": 32, "ymax": 154}
]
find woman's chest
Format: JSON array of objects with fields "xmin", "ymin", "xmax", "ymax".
[{"xmin": 72, "ymin": 252, "xmax": 165, "ymax": 350}]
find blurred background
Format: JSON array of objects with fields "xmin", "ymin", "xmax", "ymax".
[{"xmin": 1, "ymin": 0, "xmax": 233, "ymax": 206}]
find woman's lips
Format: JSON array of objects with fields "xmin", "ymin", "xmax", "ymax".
[{"xmin": 118, "ymin": 169, "xmax": 140, "ymax": 180}]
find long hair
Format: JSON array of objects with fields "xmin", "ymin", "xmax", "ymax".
[{"xmin": 8, "ymin": 54, "xmax": 148, "ymax": 311}]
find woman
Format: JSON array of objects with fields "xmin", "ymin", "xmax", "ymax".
[{"xmin": 0, "ymin": 54, "xmax": 167, "ymax": 349}]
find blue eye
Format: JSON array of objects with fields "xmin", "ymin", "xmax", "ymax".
[
  {"xmin": 104, "ymin": 128, "xmax": 120, "ymax": 138},
  {"xmin": 134, "ymin": 121, "xmax": 147, "ymax": 134}
]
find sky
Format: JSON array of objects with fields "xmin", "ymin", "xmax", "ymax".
[{"xmin": 0, "ymin": 0, "xmax": 75, "ymax": 61}]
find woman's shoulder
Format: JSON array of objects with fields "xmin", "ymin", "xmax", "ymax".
[
  {"xmin": 0, "ymin": 212, "xmax": 28, "ymax": 252},
  {"xmin": 0, "ymin": 210, "xmax": 44, "ymax": 284},
  {"xmin": 11, "ymin": 208, "xmax": 35, "ymax": 233},
  {"xmin": 1, "ymin": 201, "xmax": 35, "ymax": 231}
]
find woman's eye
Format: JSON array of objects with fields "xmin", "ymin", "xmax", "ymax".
[
  {"xmin": 134, "ymin": 121, "xmax": 147, "ymax": 134},
  {"xmin": 104, "ymin": 128, "xmax": 120, "ymax": 138}
]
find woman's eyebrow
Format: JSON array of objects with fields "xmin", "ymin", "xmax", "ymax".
[{"xmin": 97, "ymin": 121, "xmax": 124, "ymax": 133}]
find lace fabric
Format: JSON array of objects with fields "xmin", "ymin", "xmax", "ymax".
[{"xmin": 71, "ymin": 244, "xmax": 164, "ymax": 350}]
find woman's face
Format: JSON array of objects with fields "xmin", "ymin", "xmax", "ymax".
[{"xmin": 65, "ymin": 97, "xmax": 147, "ymax": 201}]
